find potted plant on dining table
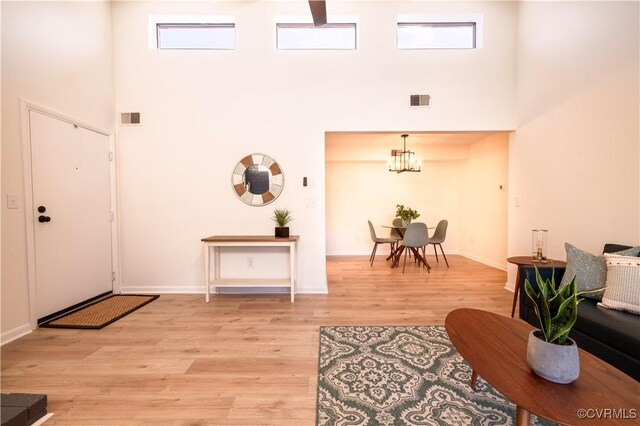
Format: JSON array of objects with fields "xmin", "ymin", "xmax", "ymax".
[{"xmin": 395, "ymin": 204, "xmax": 420, "ymax": 227}]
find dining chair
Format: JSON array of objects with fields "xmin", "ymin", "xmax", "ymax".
[
  {"xmin": 393, "ymin": 217, "xmax": 422, "ymax": 262},
  {"xmin": 390, "ymin": 218, "xmax": 404, "ymax": 241},
  {"xmin": 368, "ymin": 220, "xmax": 397, "ymax": 267},
  {"xmin": 427, "ymin": 219, "xmax": 449, "ymax": 267},
  {"xmin": 401, "ymin": 222, "xmax": 431, "ymax": 273}
]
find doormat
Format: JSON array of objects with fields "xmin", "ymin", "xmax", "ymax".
[
  {"xmin": 40, "ymin": 295, "xmax": 159, "ymax": 329},
  {"xmin": 317, "ymin": 326, "xmax": 556, "ymax": 425}
]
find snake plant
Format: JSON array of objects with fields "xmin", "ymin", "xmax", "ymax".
[{"xmin": 524, "ymin": 267, "xmax": 603, "ymax": 345}]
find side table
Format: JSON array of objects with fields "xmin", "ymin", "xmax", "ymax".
[{"xmin": 506, "ymin": 256, "xmax": 566, "ymax": 318}]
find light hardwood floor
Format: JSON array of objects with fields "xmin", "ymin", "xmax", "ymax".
[{"xmin": 1, "ymin": 255, "xmax": 511, "ymax": 425}]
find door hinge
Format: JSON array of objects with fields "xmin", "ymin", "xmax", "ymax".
[
  {"xmin": 108, "ymin": 151, "xmax": 114, "ymax": 161},
  {"xmin": 110, "ymin": 211, "xmax": 115, "ymax": 222},
  {"xmin": 112, "ymin": 271, "xmax": 116, "ymax": 281}
]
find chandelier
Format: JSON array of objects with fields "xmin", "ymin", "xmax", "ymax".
[{"xmin": 388, "ymin": 134, "xmax": 421, "ymax": 173}]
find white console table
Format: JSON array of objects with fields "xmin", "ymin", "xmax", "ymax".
[{"xmin": 202, "ymin": 235, "xmax": 299, "ymax": 303}]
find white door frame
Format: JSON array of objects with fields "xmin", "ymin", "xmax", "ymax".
[{"xmin": 20, "ymin": 99, "xmax": 120, "ymax": 330}]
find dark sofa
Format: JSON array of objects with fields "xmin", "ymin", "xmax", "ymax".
[{"xmin": 518, "ymin": 245, "xmax": 640, "ymax": 381}]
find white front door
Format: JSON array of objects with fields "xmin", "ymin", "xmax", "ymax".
[{"xmin": 29, "ymin": 110, "xmax": 113, "ymax": 319}]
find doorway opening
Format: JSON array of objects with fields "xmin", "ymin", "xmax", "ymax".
[{"xmin": 325, "ymin": 131, "xmax": 510, "ymax": 270}]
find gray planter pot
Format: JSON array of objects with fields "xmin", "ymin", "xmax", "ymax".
[{"xmin": 526, "ymin": 330, "xmax": 580, "ymax": 384}]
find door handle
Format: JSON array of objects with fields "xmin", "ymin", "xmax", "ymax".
[{"xmin": 38, "ymin": 215, "xmax": 51, "ymax": 223}]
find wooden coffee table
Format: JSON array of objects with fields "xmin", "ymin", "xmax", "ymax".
[{"xmin": 445, "ymin": 308, "xmax": 640, "ymax": 425}]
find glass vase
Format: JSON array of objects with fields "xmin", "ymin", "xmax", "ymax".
[{"xmin": 532, "ymin": 229, "xmax": 548, "ymax": 263}]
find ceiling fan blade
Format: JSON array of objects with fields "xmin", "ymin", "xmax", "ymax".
[{"xmin": 308, "ymin": 0, "xmax": 327, "ymax": 27}]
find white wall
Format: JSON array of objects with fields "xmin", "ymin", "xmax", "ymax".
[
  {"xmin": 1, "ymin": 1, "xmax": 114, "ymax": 337},
  {"xmin": 508, "ymin": 1, "xmax": 640, "ymax": 287},
  {"xmin": 112, "ymin": 1, "xmax": 517, "ymax": 293},
  {"xmin": 459, "ymin": 133, "xmax": 509, "ymax": 269},
  {"xmin": 0, "ymin": 1, "xmax": 3, "ymax": 340},
  {"xmin": 325, "ymin": 139, "xmax": 466, "ymax": 256}
]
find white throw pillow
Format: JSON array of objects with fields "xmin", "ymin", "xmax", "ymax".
[{"xmin": 598, "ymin": 254, "xmax": 640, "ymax": 315}]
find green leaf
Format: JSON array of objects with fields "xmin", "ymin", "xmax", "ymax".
[
  {"xmin": 576, "ymin": 286, "xmax": 606, "ymax": 297},
  {"xmin": 558, "ymin": 278, "xmax": 573, "ymax": 299},
  {"xmin": 549, "ymin": 294, "xmax": 576, "ymax": 343},
  {"xmin": 539, "ymin": 281, "xmax": 552, "ymax": 341},
  {"xmin": 525, "ymin": 266, "xmax": 584, "ymax": 343},
  {"xmin": 524, "ymin": 278, "xmax": 545, "ymax": 333}
]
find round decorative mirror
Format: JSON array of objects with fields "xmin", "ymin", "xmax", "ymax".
[{"xmin": 232, "ymin": 153, "xmax": 284, "ymax": 206}]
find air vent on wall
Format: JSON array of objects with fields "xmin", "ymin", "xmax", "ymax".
[
  {"xmin": 120, "ymin": 112, "xmax": 141, "ymax": 125},
  {"xmin": 410, "ymin": 94, "xmax": 430, "ymax": 107}
]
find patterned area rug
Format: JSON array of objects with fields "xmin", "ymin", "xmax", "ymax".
[{"xmin": 317, "ymin": 326, "xmax": 556, "ymax": 426}]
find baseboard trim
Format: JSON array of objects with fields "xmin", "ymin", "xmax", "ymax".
[
  {"xmin": 119, "ymin": 285, "xmax": 328, "ymax": 295},
  {"xmin": 459, "ymin": 253, "xmax": 507, "ymax": 271},
  {"xmin": 505, "ymin": 281, "xmax": 515, "ymax": 292},
  {"xmin": 327, "ymin": 249, "xmax": 461, "ymax": 257},
  {"xmin": 119, "ymin": 286, "xmax": 202, "ymax": 294},
  {"xmin": 32, "ymin": 413, "xmax": 54, "ymax": 426},
  {"xmin": 297, "ymin": 287, "xmax": 329, "ymax": 294},
  {"xmin": 1, "ymin": 323, "xmax": 33, "ymax": 346}
]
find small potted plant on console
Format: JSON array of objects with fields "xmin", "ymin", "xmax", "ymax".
[
  {"xmin": 272, "ymin": 208, "xmax": 293, "ymax": 238},
  {"xmin": 524, "ymin": 268, "xmax": 604, "ymax": 384}
]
